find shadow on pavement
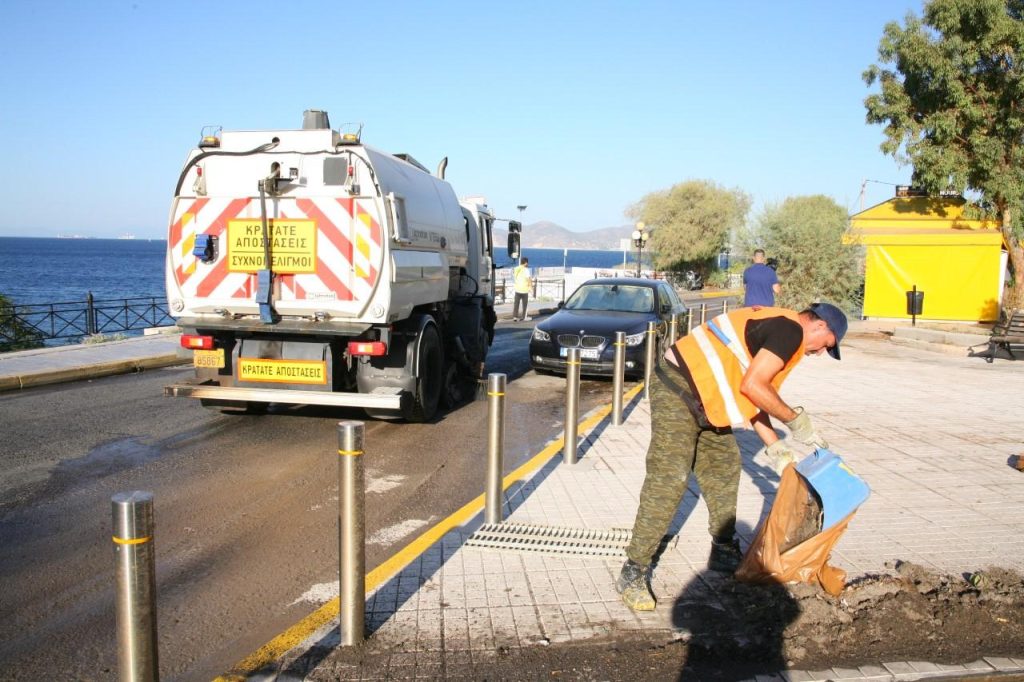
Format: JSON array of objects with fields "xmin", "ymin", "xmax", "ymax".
[{"xmin": 671, "ymin": 565, "xmax": 799, "ymax": 681}]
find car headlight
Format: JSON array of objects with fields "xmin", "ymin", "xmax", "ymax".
[
  {"xmin": 625, "ymin": 331, "xmax": 646, "ymax": 346},
  {"xmin": 532, "ymin": 327, "xmax": 550, "ymax": 342}
]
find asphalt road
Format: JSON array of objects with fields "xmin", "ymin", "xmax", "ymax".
[{"xmin": 0, "ymin": 318, "xmax": 626, "ymax": 680}]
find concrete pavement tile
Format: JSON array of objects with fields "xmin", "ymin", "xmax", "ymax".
[
  {"xmin": 511, "ymin": 605, "xmax": 545, "ymax": 644},
  {"xmin": 857, "ymin": 664, "xmax": 892, "ymax": 678},
  {"xmin": 986, "ymin": 657, "xmax": 1024, "ymax": 671},
  {"xmin": 470, "ymin": 648, "xmax": 498, "ymax": 665},
  {"xmin": 906, "ymin": 660, "xmax": 942, "ymax": 673},
  {"xmin": 537, "ymin": 604, "xmax": 572, "ymax": 643},
  {"xmin": 779, "ymin": 671, "xmax": 817, "ymax": 681},
  {"xmin": 386, "ymin": 651, "xmax": 417, "ymax": 669},
  {"xmin": 441, "ymin": 608, "xmax": 470, "ymax": 651},
  {"xmin": 882, "ymin": 661, "xmax": 917, "ymax": 677},
  {"xmin": 581, "ymin": 601, "xmax": 612, "ymax": 628},
  {"xmin": 962, "ymin": 659, "xmax": 996, "ymax": 671},
  {"xmin": 828, "ymin": 667, "xmax": 866, "ymax": 679},
  {"xmin": 374, "ymin": 612, "xmax": 419, "ymax": 651},
  {"xmin": 442, "ymin": 574, "xmax": 466, "ymax": 607},
  {"xmin": 465, "ymin": 606, "xmax": 495, "ymax": 650},
  {"xmin": 567, "ymin": 568, "xmax": 603, "ymax": 603},
  {"xmin": 415, "ymin": 611, "xmax": 442, "ymax": 651},
  {"xmin": 462, "ymin": 575, "xmax": 487, "ymax": 609},
  {"xmin": 489, "ymin": 605, "xmax": 519, "ymax": 647},
  {"xmin": 483, "ymin": 571, "xmax": 511, "ymax": 607},
  {"xmin": 805, "ymin": 669, "xmax": 836, "ymax": 681},
  {"xmin": 444, "ymin": 650, "xmax": 473, "ymax": 668},
  {"xmin": 506, "ymin": 578, "xmax": 533, "ymax": 606}
]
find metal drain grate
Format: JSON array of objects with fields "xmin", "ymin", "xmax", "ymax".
[{"xmin": 465, "ymin": 523, "xmax": 633, "ymax": 557}]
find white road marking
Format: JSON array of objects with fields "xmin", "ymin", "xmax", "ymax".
[
  {"xmin": 290, "ymin": 582, "xmax": 338, "ymax": 606},
  {"xmin": 367, "ymin": 518, "xmax": 429, "ymax": 546},
  {"xmin": 366, "ymin": 473, "xmax": 406, "ymax": 494}
]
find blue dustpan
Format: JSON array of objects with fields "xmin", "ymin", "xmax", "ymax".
[{"xmin": 794, "ymin": 448, "xmax": 870, "ymax": 531}]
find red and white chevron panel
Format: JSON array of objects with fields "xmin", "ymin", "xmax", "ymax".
[{"xmin": 168, "ymin": 196, "xmax": 382, "ymax": 305}]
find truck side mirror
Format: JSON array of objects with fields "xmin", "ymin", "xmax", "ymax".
[
  {"xmin": 507, "ymin": 232, "xmax": 521, "ymax": 260},
  {"xmin": 508, "ymin": 220, "xmax": 522, "ymax": 234}
]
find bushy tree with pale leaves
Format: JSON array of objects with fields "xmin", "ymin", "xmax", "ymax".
[
  {"xmin": 754, "ymin": 196, "xmax": 862, "ymax": 312},
  {"xmin": 627, "ymin": 180, "xmax": 750, "ymax": 274}
]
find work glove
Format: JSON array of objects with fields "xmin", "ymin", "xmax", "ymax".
[
  {"xmin": 764, "ymin": 440, "xmax": 797, "ymax": 474},
  {"xmin": 785, "ymin": 407, "xmax": 828, "ymax": 449}
]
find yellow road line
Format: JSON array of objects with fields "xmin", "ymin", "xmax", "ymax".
[{"xmin": 215, "ymin": 383, "xmax": 644, "ymax": 681}]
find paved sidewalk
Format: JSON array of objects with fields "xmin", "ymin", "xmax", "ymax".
[
  {"xmin": 249, "ymin": 334, "xmax": 1024, "ymax": 680},
  {"xmin": 0, "ymin": 331, "xmax": 184, "ymax": 392}
]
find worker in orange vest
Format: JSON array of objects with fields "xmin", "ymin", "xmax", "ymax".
[{"xmin": 616, "ymin": 302, "xmax": 848, "ymax": 612}]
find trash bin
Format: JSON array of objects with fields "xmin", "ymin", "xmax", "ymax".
[{"xmin": 906, "ymin": 288, "xmax": 924, "ymax": 316}]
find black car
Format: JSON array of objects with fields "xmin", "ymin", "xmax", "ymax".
[{"xmin": 529, "ymin": 277, "xmax": 688, "ymax": 377}]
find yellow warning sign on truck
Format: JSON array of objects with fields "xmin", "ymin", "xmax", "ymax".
[
  {"xmin": 227, "ymin": 219, "xmax": 317, "ymax": 273},
  {"xmin": 239, "ymin": 358, "xmax": 327, "ymax": 384}
]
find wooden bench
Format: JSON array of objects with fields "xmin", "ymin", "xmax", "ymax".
[{"xmin": 986, "ymin": 308, "xmax": 1024, "ymax": 362}]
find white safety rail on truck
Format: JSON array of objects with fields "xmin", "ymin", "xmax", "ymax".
[{"xmin": 164, "ymin": 110, "xmax": 521, "ymax": 421}]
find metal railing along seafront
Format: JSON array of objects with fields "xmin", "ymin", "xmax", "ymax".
[{"xmin": 0, "ymin": 293, "xmax": 172, "ymax": 345}]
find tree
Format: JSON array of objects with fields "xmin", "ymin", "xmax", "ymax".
[
  {"xmin": 754, "ymin": 196, "xmax": 862, "ymax": 311},
  {"xmin": 627, "ymin": 180, "xmax": 750, "ymax": 273},
  {"xmin": 0, "ymin": 293, "xmax": 45, "ymax": 352},
  {"xmin": 864, "ymin": 0, "xmax": 1024, "ymax": 307}
]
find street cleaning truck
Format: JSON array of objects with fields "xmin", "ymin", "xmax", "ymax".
[{"xmin": 164, "ymin": 110, "xmax": 520, "ymax": 421}]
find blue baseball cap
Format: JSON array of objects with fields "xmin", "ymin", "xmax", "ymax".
[{"xmin": 810, "ymin": 302, "xmax": 848, "ymax": 360}]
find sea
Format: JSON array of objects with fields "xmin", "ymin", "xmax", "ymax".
[{"xmin": 0, "ymin": 237, "xmax": 640, "ymax": 305}]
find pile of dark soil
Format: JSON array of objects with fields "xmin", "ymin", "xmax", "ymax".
[
  {"xmin": 311, "ymin": 563, "xmax": 1023, "ymax": 680},
  {"xmin": 458, "ymin": 562, "xmax": 1024, "ymax": 680}
]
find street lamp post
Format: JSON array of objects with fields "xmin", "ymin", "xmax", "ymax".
[{"xmin": 631, "ymin": 222, "xmax": 648, "ymax": 277}]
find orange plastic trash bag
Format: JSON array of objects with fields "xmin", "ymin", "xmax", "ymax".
[{"xmin": 735, "ymin": 464, "xmax": 859, "ymax": 596}]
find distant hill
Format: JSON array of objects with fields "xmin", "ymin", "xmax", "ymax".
[{"xmin": 493, "ymin": 221, "xmax": 635, "ymax": 250}]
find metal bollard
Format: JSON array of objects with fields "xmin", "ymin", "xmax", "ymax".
[
  {"xmin": 668, "ymin": 314, "xmax": 678, "ymax": 345},
  {"xmin": 612, "ymin": 331, "xmax": 626, "ymax": 426},
  {"xmin": 112, "ymin": 491, "xmax": 159, "ymax": 682},
  {"xmin": 699, "ymin": 302, "xmax": 707, "ymax": 325},
  {"xmin": 722, "ymin": 299, "xmax": 729, "ymax": 315},
  {"xmin": 643, "ymin": 321, "xmax": 657, "ymax": 401},
  {"xmin": 337, "ymin": 421, "xmax": 366, "ymax": 647},
  {"xmin": 685, "ymin": 308, "xmax": 694, "ymax": 335},
  {"xmin": 485, "ymin": 373, "xmax": 506, "ymax": 524},
  {"xmin": 563, "ymin": 348, "xmax": 581, "ymax": 464}
]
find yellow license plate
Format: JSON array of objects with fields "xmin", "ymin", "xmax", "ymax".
[
  {"xmin": 193, "ymin": 348, "xmax": 225, "ymax": 368},
  {"xmin": 238, "ymin": 358, "xmax": 328, "ymax": 385}
]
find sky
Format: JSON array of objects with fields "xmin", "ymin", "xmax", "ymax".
[{"xmin": 0, "ymin": 0, "xmax": 923, "ymax": 239}]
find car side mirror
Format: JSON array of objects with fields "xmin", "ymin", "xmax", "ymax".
[{"xmin": 557, "ymin": 301, "xmax": 564, "ymax": 309}]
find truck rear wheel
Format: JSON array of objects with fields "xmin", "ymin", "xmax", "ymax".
[{"xmin": 403, "ymin": 325, "xmax": 442, "ymax": 422}]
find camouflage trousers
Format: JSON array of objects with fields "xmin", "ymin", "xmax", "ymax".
[{"xmin": 625, "ymin": 358, "xmax": 740, "ymax": 566}]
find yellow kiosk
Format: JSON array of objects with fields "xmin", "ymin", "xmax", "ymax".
[{"xmin": 849, "ymin": 188, "xmax": 1008, "ymax": 322}]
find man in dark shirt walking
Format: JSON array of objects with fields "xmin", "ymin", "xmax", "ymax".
[{"xmin": 743, "ymin": 249, "xmax": 781, "ymax": 307}]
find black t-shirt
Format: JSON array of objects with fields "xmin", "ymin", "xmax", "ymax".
[{"xmin": 744, "ymin": 316, "xmax": 802, "ymax": 364}]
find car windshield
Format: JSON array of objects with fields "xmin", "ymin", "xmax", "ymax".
[{"xmin": 564, "ymin": 284, "xmax": 655, "ymax": 313}]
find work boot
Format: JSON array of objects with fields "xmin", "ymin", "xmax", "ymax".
[
  {"xmin": 615, "ymin": 559, "xmax": 656, "ymax": 611},
  {"xmin": 708, "ymin": 536, "xmax": 743, "ymax": 573}
]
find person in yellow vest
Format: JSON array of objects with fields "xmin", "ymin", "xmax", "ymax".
[
  {"xmin": 616, "ymin": 302, "xmax": 848, "ymax": 611},
  {"xmin": 512, "ymin": 257, "xmax": 533, "ymax": 322}
]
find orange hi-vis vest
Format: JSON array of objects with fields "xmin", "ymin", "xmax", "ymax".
[{"xmin": 672, "ymin": 307, "xmax": 805, "ymax": 428}]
